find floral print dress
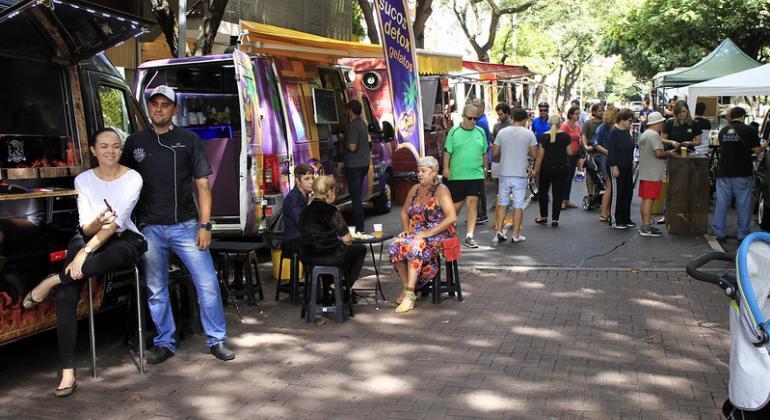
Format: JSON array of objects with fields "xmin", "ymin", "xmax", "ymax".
[{"xmin": 389, "ymin": 184, "xmax": 457, "ymax": 288}]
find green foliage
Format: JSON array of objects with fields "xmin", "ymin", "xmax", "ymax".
[
  {"xmin": 604, "ymin": 60, "xmax": 645, "ymax": 103},
  {"xmin": 352, "ymin": 1, "xmax": 366, "ymax": 41},
  {"xmin": 601, "ymin": 0, "xmax": 770, "ymax": 80}
]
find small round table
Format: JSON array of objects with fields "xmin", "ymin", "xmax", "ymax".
[{"xmin": 352, "ymin": 233, "xmax": 393, "ymax": 310}]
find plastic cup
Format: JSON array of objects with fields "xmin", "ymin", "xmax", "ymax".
[
  {"xmin": 348, "ymin": 226, "xmax": 356, "ymax": 236},
  {"xmin": 373, "ymin": 224, "xmax": 383, "ymax": 238},
  {"xmin": 680, "ymin": 147, "xmax": 687, "ymax": 157}
]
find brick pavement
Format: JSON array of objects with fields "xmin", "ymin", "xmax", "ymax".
[{"xmin": 0, "ymin": 268, "xmax": 732, "ymax": 419}]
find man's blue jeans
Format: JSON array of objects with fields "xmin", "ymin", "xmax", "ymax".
[
  {"xmin": 141, "ymin": 220, "xmax": 227, "ymax": 350},
  {"xmin": 712, "ymin": 176, "xmax": 754, "ymax": 241}
]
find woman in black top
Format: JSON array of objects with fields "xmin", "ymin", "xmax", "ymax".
[
  {"xmin": 606, "ymin": 109, "xmax": 636, "ymax": 228},
  {"xmin": 299, "ymin": 175, "xmax": 366, "ymax": 287},
  {"xmin": 662, "ymin": 100, "xmax": 700, "ymax": 151},
  {"xmin": 533, "ymin": 114, "xmax": 574, "ymax": 226}
]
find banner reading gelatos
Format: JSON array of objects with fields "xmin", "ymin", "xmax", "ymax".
[{"xmin": 374, "ymin": 0, "xmax": 424, "ymax": 161}]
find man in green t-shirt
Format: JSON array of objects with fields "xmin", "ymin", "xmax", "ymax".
[{"xmin": 442, "ymin": 104, "xmax": 488, "ymax": 248}]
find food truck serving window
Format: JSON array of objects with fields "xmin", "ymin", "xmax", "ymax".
[
  {"xmin": 0, "ymin": 58, "xmax": 67, "ymax": 136},
  {"xmin": 313, "ymin": 88, "xmax": 339, "ymax": 124}
]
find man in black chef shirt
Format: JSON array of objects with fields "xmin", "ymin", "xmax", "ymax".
[
  {"xmin": 662, "ymin": 100, "xmax": 701, "ymax": 152},
  {"xmin": 121, "ymin": 85, "xmax": 235, "ymax": 364},
  {"xmin": 712, "ymin": 106, "xmax": 769, "ymax": 243}
]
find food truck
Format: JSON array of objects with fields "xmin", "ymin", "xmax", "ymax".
[
  {"xmin": 0, "ymin": 0, "xmax": 151, "ymax": 345},
  {"xmin": 135, "ymin": 22, "xmax": 396, "ymax": 237}
]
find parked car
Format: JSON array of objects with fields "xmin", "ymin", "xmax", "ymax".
[{"xmin": 0, "ymin": 0, "xmax": 151, "ymax": 346}]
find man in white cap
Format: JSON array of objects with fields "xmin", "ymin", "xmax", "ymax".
[
  {"xmin": 636, "ymin": 111, "xmax": 678, "ymax": 237},
  {"xmin": 121, "ymin": 85, "xmax": 235, "ymax": 363}
]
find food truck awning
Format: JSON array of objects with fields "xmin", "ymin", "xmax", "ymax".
[
  {"xmin": 240, "ymin": 20, "xmax": 462, "ymax": 74},
  {"xmin": 462, "ymin": 60, "xmax": 533, "ymax": 81},
  {"xmin": 652, "ymin": 38, "xmax": 761, "ymax": 88}
]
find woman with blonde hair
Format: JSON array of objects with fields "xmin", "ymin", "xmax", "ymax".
[
  {"xmin": 299, "ymin": 176, "xmax": 367, "ymax": 296},
  {"xmin": 662, "ymin": 100, "xmax": 700, "ymax": 151},
  {"xmin": 389, "ymin": 156, "xmax": 457, "ymax": 313},
  {"xmin": 533, "ymin": 115, "xmax": 574, "ymax": 226},
  {"xmin": 594, "ymin": 106, "xmax": 618, "ymax": 222}
]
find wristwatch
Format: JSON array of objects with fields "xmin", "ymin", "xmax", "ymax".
[
  {"xmin": 82, "ymin": 245, "xmax": 93, "ymax": 255},
  {"xmin": 199, "ymin": 222, "xmax": 213, "ymax": 231}
]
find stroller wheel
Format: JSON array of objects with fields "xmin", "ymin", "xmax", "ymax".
[{"xmin": 582, "ymin": 196, "xmax": 591, "ymax": 211}]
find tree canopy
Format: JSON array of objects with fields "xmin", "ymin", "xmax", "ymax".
[{"xmin": 601, "ymin": 0, "xmax": 770, "ymax": 80}]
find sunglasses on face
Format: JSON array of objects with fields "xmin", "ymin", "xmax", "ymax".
[
  {"xmin": 463, "ymin": 115, "xmax": 477, "ymax": 120},
  {"xmin": 539, "ymin": 109, "xmax": 548, "ymax": 112}
]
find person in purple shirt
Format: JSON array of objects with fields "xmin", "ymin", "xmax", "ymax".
[
  {"xmin": 532, "ymin": 102, "xmax": 551, "ymax": 140},
  {"xmin": 282, "ymin": 163, "xmax": 315, "ymax": 252}
]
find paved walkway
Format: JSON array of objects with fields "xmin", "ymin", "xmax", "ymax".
[{"xmin": 0, "ymin": 268, "xmax": 731, "ymax": 419}]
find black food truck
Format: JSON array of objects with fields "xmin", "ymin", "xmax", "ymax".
[{"xmin": 0, "ymin": 0, "xmax": 150, "ymax": 346}]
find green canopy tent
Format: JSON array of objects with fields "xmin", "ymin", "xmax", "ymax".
[{"xmin": 652, "ymin": 38, "xmax": 761, "ymax": 89}]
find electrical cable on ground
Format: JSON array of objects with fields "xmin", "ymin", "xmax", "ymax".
[{"xmin": 578, "ymin": 232, "xmax": 639, "ymax": 267}]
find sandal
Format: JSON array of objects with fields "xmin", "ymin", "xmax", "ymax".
[
  {"xmin": 599, "ymin": 215, "xmax": 609, "ymax": 223},
  {"xmin": 395, "ymin": 291, "xmax": 405, "ymax": 305},
  {"xmin": 534, "ymin": 218, "xmax": 548, "ymax": 225},
  {"xmin": 395, "ymin": 291, "xmax": 416, "ymax": 314}
]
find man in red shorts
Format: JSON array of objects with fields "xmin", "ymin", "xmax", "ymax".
[{"xmin": 637, "ymin": 112, "xmax": 677, "ymax": 237}]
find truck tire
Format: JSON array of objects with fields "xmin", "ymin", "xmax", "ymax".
[{"xmin": 372, "ymin": 173, "xmax": 392, "ymax": 214}]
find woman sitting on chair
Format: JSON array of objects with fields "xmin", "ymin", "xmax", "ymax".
[
  {"xmin": 23, "ymin": 128, "xmax": 145, "ymax": 397},
  {"xmin": 389, "ymin": 156, "xmax": 457, "ymax": 314},
  {"xmin": 299, "ymin": 176, "xmax": 367, "ymax": 287}
]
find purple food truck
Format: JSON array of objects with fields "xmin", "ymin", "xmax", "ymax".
[{"xmin": 135, "ymin": 51, "xmax": 394, "ymax": 239}]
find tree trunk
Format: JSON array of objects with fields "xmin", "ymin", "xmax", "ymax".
[
  {"xmin": 357, "ymin": 0, "xmax": 379, "ymax": 44},
  {"xmin": 193, "ymin": 0, "xmax": 228, "ymax": 56},
  {"xmin": 412, "ymin": 0, "xmax": 434, "ymax": 49},
  {"xmin": 150, "ymin": 0, "xmax": 178, "ymax": 57}
]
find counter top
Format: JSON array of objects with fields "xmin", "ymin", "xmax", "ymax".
[{"xmin": 0, "ymin": 188, "xmax": 78, "ymax": 202}]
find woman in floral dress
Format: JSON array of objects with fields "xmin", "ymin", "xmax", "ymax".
[{"xmin": 389, "ymin": 156, "xmax": 457, "ymax": 313}]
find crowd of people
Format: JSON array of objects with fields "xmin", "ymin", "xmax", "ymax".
[
  {"xmin": 19, "ymin": 82, "xmax": 769, "ymax": 397},
  {"xmin": 443, "ymin": 97, "xmax": 768, "ymax": 242}
]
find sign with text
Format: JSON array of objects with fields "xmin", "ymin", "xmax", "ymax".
[{"xmin": 374, "ymin": 0, "xmax": 424, "ymax": 161}]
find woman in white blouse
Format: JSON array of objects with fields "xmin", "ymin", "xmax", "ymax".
[{"xmin": 23, "ymin": 128, "xmax": 145, "ymax": 397}]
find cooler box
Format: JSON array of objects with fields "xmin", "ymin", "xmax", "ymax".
[
  {"xmin": 651, "ymin": 179, "xmax": 668, "ymax": 215},
  {"xmin": 271, "ymin": 248, "xmax": 303, "ymax": 281}
]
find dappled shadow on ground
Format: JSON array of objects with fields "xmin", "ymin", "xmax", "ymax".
[{"xmin": 0, "ymin": 266, "xmax": 731, "ymax": 418}]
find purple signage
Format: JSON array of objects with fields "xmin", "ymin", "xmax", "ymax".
[{"xmin": 374, "ymin": 0, "xmax": 424, "ymax": 161}]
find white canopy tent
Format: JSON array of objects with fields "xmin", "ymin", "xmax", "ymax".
[{"xmin": 687, "ymin": 63, "xmax": 770, "ymax": 112}]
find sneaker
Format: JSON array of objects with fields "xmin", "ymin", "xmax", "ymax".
[
  {"xmin": 465, "ymin": 236, "xmax": 479, "ymax": 248},
  {"xmin": 476, "ymin": 215, "xmax": 489, "ymax": 224},
  {"xmin": 657, "ymin": 216, "xmax": 666, "ymax": 225},
  {"xmin": 649, "ymin": 226, "xmax": 663, "ymax": 234},
  {"xmin": 512, "ymin": 234, "xmax": 527, "ymax": 243},
  {"xmin": 639, "ymin": 225, "xmax": 662, "ymax": 237},
  {"xmin": 495, "ymin": 231, "xmax": 507, "ymax": 242},
  {"xmin": 624, "ymin": 221, "xmax": 637, "ymax": 228},
  {"xmin": 611, "ymin": 223, "xmax": 628, "ymax": 230}
]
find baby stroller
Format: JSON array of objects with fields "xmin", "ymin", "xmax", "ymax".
[
  {"xmin": 581, "ymin": 153, "xmax": 606, "ymax": 211},
  {"xmin": 686, "ymin": 232, "xmax": 770, "ymax": 418}
]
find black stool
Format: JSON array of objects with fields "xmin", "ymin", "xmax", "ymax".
[
  {"xmin": 300, "ymin": 264, "xmax": 353, "ymax": 324},
  {"xmin": 275, "ymin": 248, "xmax": 301, "ymax": 303},
  {"xmin": 87, "ymin": 266, "xmax": 144, "ymax": 378},
  {"xmin": 209, "ymin": 241, "xmax": 266, "ymax": 307},
  {"xmin": 421, "ymin": 257, "xmax": 463, "ymax": 304}
]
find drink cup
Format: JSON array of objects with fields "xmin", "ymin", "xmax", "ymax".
[
  {"xmin": 373, "ymin": 224, "xmax": 383, "ymax": 238},
  {"xmin": 680, "ymin": 147, "xmax": 687, "ymax": 157},
  {"xmin": 348, "ymin": 226, "xmax": 356, "ymax": 236}
]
